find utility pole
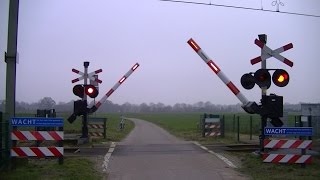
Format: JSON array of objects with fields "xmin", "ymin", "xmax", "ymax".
[
  {"xmin": 259, "ymin": 34, "xmax": 267, "ymax": 154},
  {"xmin": 4, "ymin": 0, "xmax": 19, "ymax": 168},
  {"xmin": 5, "ymin": 0, "xmax": 19, "ymax": 121}
]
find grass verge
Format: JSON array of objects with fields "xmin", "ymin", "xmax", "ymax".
[
  {"xmin": 238, "ymin": 153, "xmax": 320, "ymax": 180},
  {"xmin": 0, "ymin": 157, "xmax": 102, "ymax": 180}
]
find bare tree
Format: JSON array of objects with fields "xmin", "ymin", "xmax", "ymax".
[{"xmin": 38, "ymin": 97, "xmax": 56, "ymax": 109}]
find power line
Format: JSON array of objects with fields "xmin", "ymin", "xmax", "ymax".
[{"xmin": 160, "ymin": 0, "xmax": 320, "ymax": 18}]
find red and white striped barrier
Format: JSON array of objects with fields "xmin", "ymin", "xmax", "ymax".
[
  {"xmin": 89, "ymin": 132, "xmax": 104, "ymax": 137},
  {"xmin": 251, "ymin": 39, "xmax": 293, "ymax": 67},
  {"xmin": 11, "ymin": 147, "xmax": 63, "ymax": 157},
  {"xmin": 205, "ymin": 124, "xmax": 220, "ymax": 129},
  {"xmin": 264, "ymin": 139, "xmax": 312, "ymax": 149},
  {"xmin": 262, "ymin": 153, "xmax": 312, "ymax": 164},
  {"xmin": 95, "ymin": 63, "xmax": 139, "ymax": 109},
  {"xmin": 205, "ymin": 131, "xmax": 221, "ymax": 137},
  {"xmin": 11, "ymin": 130, "xmax": 63, "ymax": 141},
  {"xmin": 203, "ymin": 122, "xmax": 221, "ymax": 137},
  {"xmin": 88, "ymin": 124, "xmax": 105, "ymax": 129},
  {"xmin": 187, "ymin": 38, "xmax": 248, "ymax": 105},
  {"xmin": 263, "ymin": 139, "xmax": 312, "ymax": 164}
]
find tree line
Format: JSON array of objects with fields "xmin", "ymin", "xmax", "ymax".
[{"xmin": 0, "ymin": 97, "xmax": 301, "ymax": 114}]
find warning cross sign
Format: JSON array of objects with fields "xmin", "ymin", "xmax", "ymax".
[
  {"xmin": 251, "ymin": 39, "xmax": 294, "ymax": 67},
  {"xmin": 72, "ymin": 68, "xmax": 102, "ymax": 84}
]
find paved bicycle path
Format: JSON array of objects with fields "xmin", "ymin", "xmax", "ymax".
[{"xmin": 107, "ymin": 118, "xmax": 249, "ymax": 180}]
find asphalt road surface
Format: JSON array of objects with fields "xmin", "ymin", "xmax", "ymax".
[{"xmin": 107, "ymin": 118, "xmax": 248, "ymax": 180}]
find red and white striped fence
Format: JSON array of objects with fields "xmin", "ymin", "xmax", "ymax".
[
  {"xmin": 11, "ymin": 130, "xmax": 64, "ymax": 158},
  {"xmin": 12, "ymin": 130, "xmax": 63, "ymax": 141},
  {"xmin": 205, "ymin": 124, "xmax": 220, "ymax": 129},
  {"xmin": 264, "ymin": 139, "xmax": 312, "ymax": 149},
  {"xmin": 88, "ymin": 124, "xmax": 104, "ymax": 129},
  {"xmin": 262, "ymin": 139, "xmax": 312, "ymax": 164},
  {"xmin": 205, "ymin": 131, "xmax": 221, "ymax": 137},
  {"xmin": 11, "ymin": 147, "xmax": 63, "ymax": 157}
]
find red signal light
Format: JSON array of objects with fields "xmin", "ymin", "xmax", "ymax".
[
  {"xmin": 254, "ymin": 69, "xmax": 271, "ymax": 89},
  {"xmin": 85, "ymin": 85, "xmax": 98, "ymax": 98},
  {"xmin": 272, "ymin": 69, "xmax": 289, "ymax": 87},
  {"xmin": 241, "ymin": 73, "xmax": 255, "ymax": 90},
  {"xmin": 73, "ymin": 84, "xmax": 84, "ymax": 98}
]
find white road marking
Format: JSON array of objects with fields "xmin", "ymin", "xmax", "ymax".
[
  {"xmin": 108, "ymin": 148, "xmax": 115, "ymax": 153},
  {"xmin": 102, "ymin": 142, "xmax": 116, "ymax": 172},
  {"xmin": 193, "ymin": 142, "xmax": 238, "ymax": 168}
]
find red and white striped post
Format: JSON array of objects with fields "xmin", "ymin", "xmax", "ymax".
[{"xmin": 187, "ymin": 38, "xmax": 249, "ymax": 105}]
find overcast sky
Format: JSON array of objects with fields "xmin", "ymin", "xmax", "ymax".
[{"xmin": 1, "ymin": 0, "xmax": 320, "ymax": 106}]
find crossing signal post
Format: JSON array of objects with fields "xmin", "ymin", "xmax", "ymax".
[
  {"xmin": 244, "ymin": 34, "xmax": 294, "ymax": 154},
  {"xmin": 68, "ymin": 62, "xmax": 140, "ymax": 140},
  {"xmin": 69, "ymin": 62, "xmax": 103, "ymax": 138},
  {"xmin": 187, "ymin": 36, "xmax": 294, "ymax": 158}
]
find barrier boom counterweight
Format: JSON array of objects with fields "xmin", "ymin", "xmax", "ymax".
[
  {"xmin": 90, "ymin": 63, "xmax": 140, "ymax": 112},
  {"xmin": 187, "ymin": 38, "xmax": 249, "ymax": 105}
]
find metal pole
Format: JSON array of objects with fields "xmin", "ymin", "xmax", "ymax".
[
  {"xmin": 58, "ymin": 126, "xmax": 64, "ymax": 165},
  {"xmin": 0, "ymin": 111, "xmax": 2, "ymax": 166},
  {"xmin": 237, "ymin": 116, "xmax": 240, "ymax": 142},
  {"xmin": 233, "ymin": 114, "xmax": 235, "ymax": 134},
  {"xmin": 82, "ymin": 62, "xmax": 89, "ymax": 138},
  {"xmin": 5, "ymin": 0, "xmax": 19, "ymax": 168},
  {"xmin": 250, "ymin": 116, "xmax": 253, "ymax": 140},
  {"xmin": 259, "ymin": 34, "xmax": 267, "ymax": 154},
  {"xmin": 202, "ymin": 114, "xmax": 206, "ymax": 137},
  {"xmin": 308, "ymin": 115, "xmax": 312, "ymax": 140}
]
